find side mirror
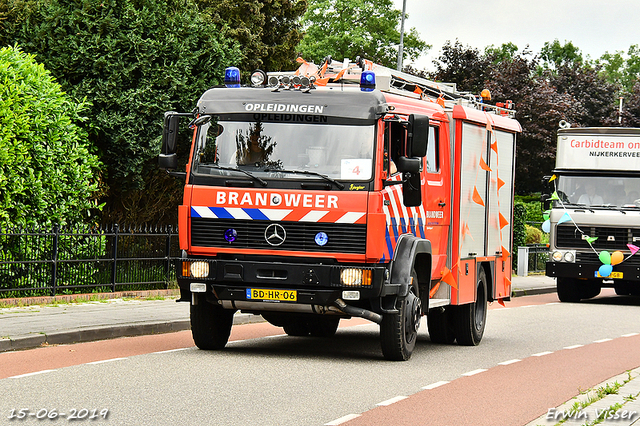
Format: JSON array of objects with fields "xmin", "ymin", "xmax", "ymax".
[
  {"xmin": 541, "ymin": 194, "xmax": 551, "ymax": 211},
  {"xmin": 408, "ymin": 114, "xmax": 429, "ymax": 157},
  {"xmin": 395, "ymin": 156, "xmax": 421, "ymax": 173},
  {"xmin": 159, "ymin": 111, "xmax": 180, "ymax": 170},
  {"xmin": 403, "ymin": 172, "xmax": 421, "ymax": 207}
]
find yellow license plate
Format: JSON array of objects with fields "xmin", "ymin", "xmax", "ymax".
[
  {"xmin": 246, "ymin": 288, "xmax": 297, "ymax": 302},
  {"xmin": 595, "ymin": 271, "xmax": 623, "ymax": 279}
]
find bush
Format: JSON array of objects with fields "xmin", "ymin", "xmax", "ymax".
[
  {"xmin": 0, "ymin": 45, "xmax": 100, "ymax": 229},
  {"xmin": 525, "ymin": 224, "xmax": 543, "ymax": 244}
]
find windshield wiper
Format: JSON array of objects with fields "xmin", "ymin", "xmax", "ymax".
[
  {"xmin": 207, "ymin": 165, "xmax": 268, "ymax": 186},
  {"xmin": 264, "ymin": 168, "xmax": 345, "ymax": 189}
]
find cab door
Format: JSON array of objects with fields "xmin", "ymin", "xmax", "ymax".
[{"xmin": 421, "ymin": 121, "xmax": 450, "ymax": 278}]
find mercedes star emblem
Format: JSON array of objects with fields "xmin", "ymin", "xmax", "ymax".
[{"xmin": 264, "ymin": 223, "xmax": 286, "ymax": 246}]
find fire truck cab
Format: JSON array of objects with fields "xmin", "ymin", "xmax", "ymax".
[{"xmin": 160, "ymin": 58, "xmax": 521, "ymax": 360}]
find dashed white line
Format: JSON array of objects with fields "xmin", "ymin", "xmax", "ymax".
[
  {"xmin": 376, "ymin": 396, "xmax": 407, "ymax": 406},
  {"xmin": 532, "ymin": 351, "xmax": 553, "ymax": 357},
  {"xmin": 622, "ymin": 333, "xmax": 639, "ymax": 337},
  {"xmin": 593, "ymin": 338, "xmax": 613, "ymax": 343},
  {"xmin": 152, "ymin": 348, "xmax": 191, "ymax": 354},
  {"xmin": 520, "ymin": 305, "xmax": 536, "ymax": 308},
  {"xmin": 87, "ymin": 357, "xmax": 127, "ymax": 365},
  {"xmin": 461, "ymin": 368, "xmax": 487, "ymax": 376},
  {"xmin": 545, "ymin": 302, "xmax": 561, "ymax": 306},
  {"xmin": 325, "ymin": 414, "xmax": 361, "ymax": 425},
  {"xmin": 498, "ymin": 359, "xmax": 521, "ymax": 366},
  {"xmin": 422, "ymin": 380, "xmax": 449, "ymax": 390},
  {"xmin": 9, "ymin": 369, "xmax": 55, "ymax": 379},
  {"xmin": 563, "ymin": 344, "xmax": 584, "ymax": 350}
]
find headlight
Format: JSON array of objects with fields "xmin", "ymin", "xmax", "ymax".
[
  {"xmin": 190, "ymin": 261, "xmax": 210, "ymax": 278},
  {"xmin": 550, "ymin": 250, "xmax": 576, "ymax": 263},
  {"xmin": 340, "ymin": 268, "xmax": 372, "ymax": 286}
]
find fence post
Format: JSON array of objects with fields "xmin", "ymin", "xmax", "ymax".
[
  {"xmin": 517, "ymin": 246, "xmax": 529, "ymax": 276},
  {"xmin": 111, "ymin": 224, "xmax": 119, "ymax": 292},
  {"xmin": 165, "ymin": 225, "xmax": 172, "ymax": 289},
  {"xmin": 51, "ymin": 225, "xmax": 60, "ymax": 296}
]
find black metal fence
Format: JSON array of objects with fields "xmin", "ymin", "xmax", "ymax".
[{"xmin": 0, "ymin": 224, "xmax": 180, "ymax": 298}]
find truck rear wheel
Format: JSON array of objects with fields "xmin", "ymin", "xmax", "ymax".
[
  {"xmin": 455, "ymin": 268, "xmax": 487, "ymax": 346},
  {"xmin": 380, "ymin": 270, "xmax": 421, "ymax": 361},
  {"xmin": 190, "ymin": 295, "xmax": 235, "ymax": 350},
  {"xmin": 427, "ymin": 306, "xmax": 456, "ymax": 344}
]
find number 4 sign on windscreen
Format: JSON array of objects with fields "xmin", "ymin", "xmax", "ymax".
[{"xmin": 341, "ymin": 159, "xmax": 372, "ymax": 180}]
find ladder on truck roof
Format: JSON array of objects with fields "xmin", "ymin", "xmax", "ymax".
[{"xmin": 269, "ymin": 56, "xmax": 516, "ymax": 118}]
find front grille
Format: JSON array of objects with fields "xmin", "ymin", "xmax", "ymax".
[
  {"xmin": 556, "ymin": 224, "xmax": 634, "ymax": 251},
  {"xmin": 191, "ymin": 218, "xmax": 366, "ymax": 254}
]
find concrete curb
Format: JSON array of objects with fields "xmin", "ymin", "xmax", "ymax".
[
  {"xmin": 512, "ymin": 286, "xmax": 557, "ymax": 298},
  {"xmin": 0, "ymin": 313, "xmax": 264, "ymax": 353}
]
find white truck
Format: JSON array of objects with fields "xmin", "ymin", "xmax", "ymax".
[{"xmin": 544, "ymin": 125, "xmax": 640, "ymax": 301}]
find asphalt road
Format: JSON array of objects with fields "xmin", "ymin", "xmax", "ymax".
[{"xmin": 2, "ymin": 290, "xmax": 639, "ymax": 426}]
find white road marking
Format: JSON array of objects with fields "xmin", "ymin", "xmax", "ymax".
[
  {"xmin": 151, "ymin": 348, "xmax": 191, "ymax": 354},
  {"xmin": 532, "ymin": 351, "xmax": 553, "ymax": 357},
  {"xmin": 376, "ymin": 396, "xmax": 407, "ymax": 406},
  {"xmin": 461, "ymin": 368, "xmax": 487, "ymax": 376},
  {"xmin": 563, "ymin": 344, "xmax": 584, "ymax": 350},
  {"xmin": 498, "ymin": 359, "xmax": 521, "ymax": 365},
  {"xmin": 87, "ymin": 357, "xmax": 127, "ymax": 364},
  {"xmin": 422, "ymin": 380, "xmax": 449, "ymax": 390},
  {"xmin": 622, "ymin": 333, "xmax": 639, "ymax": 337},
  {"xmin": 325, "ymin": 414, "xmax": 361, "ymax": 425},
  {"xmin": 593, "ymin": 338, "xmax": 613, "ymax": 343},
  {"xmin": 9, "ymin": 369, "xmax": 55, "ymax": 379}
]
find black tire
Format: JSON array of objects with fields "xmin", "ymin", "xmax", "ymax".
[
  {"xmin": 190, "ymin": 295, "xmax": 235, "ymax": 350},
  {"xmin": 308, "ymin": 317, "xmax": 340, "ymax": 337},
  {"xmin": 557, "ymin": 277, "xmax": 581, "ymax": 302},
  {"xmin": 455, "ymin": 268, "xmax": 488, "ymax": 346},
  {"xmin": 283, "ymin": 321, "xmax": 311, "ymax": 336},
  {"xmin": 380, "ymin": 269, "xmax": 422, "ymax": 361},
  {"xmin": 427, "ymin": 306, "xmax": 456, "ymax": 344},
  {"xmin": 581, "ymin": 282, "xmax": 601, "ymax": 300}
]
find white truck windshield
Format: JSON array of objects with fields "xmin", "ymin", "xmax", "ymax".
[
  {"xmin": 555, "ymin": 175, "xmax": 640, "ymax": 208},
  {"xmin": 193, "ymin": 120, "xmax": 375, "ymax": 181}
]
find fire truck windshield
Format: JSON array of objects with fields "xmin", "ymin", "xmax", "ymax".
[{"xmin": 193, "ymin": 119, "xmax": 375, "ymax": 181}]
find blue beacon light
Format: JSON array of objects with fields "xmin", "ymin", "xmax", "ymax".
[
  {"xmin": 224, "ymin": 67, "xmax": 241, "ymax": 88},
  {"xmin": 360, "ymin": 71, "xmax": 375, "ymax": 91},
  {"xmin": 224, "ymin": 228, "xmax": 238, "ymax": 243},
  {"xmin": 314, "ymin": 232, "xmax": 329, "ymax": 246}
]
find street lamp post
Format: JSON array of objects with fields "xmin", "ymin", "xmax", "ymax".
[{"xmin": 396, "ymin": 0, "xmax": 407, "ymax": 71}]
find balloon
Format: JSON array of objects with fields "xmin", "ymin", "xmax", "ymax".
[
  {"xmin": 542, "ymin": 219, "xmax": 551, "ymax": 233},
  {"xmin": 611, "ymin": 251, "xmax": 624, "ymax": 265},
  {"xmin": 599, "ymin": 251, "xmax": 611, "ymax": 265},
  {"xmin": 598, "ymin": 264, "xmax": 613, "ymax": 277}
]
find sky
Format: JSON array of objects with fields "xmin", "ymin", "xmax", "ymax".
[{"xmin": 392, "ymin": 0, "xmax": 640, "ymax": 71}]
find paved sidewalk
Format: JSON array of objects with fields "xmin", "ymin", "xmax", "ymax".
[
  {"xmin": 0, "ymin": 274, "xmax": 555, "ymax": 353},
  {"xmin": 525, "ymin": 367, "xmax": 640, "ymax": 426}
]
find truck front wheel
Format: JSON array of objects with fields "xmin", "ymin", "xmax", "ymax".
[
  {"xmin": 190, "ymin": 295, "xmax": 235, "ymax": 350},
  {"xmin": 380, "ymin": 270, "xmax": 421, "ymax": 361},
  {"xmin": 455, "ymin": 268, "xmax": 487, "ymax": 346}
]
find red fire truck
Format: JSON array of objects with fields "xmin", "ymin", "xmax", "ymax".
[{"xmin": 159, "ymin": 57, "xmax": 521, "ymax": 360}]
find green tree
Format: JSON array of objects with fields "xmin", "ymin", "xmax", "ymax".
[
  {"xmin": 539, "ymin": 39, "xmax": 585, "ymax": 70},
  {"xmin": 297, "ymin": 0, "xmax": 428, "ymax": 68},
  {"xmin": 0, "ymin": 0, "xmax": 240, "ymax": 223},
  {"xmin": 597, "ymin": 44, "xmax": 640, "ymax": 94},
  {"xmin": 199, "ymin": 0, "xmax": 307, "ymax": 73},
  {"xmin": 0, "ymin": 45, "xmax": 100, "ymax": 228}
]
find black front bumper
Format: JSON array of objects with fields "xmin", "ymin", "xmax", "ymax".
[
  {"xmin": 177, "ymin": 258, "xmax": 387, "ymax": 306},
  {"xmin": 546, "ymin": 261, "xmax": 640, "ymax": 282}
]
